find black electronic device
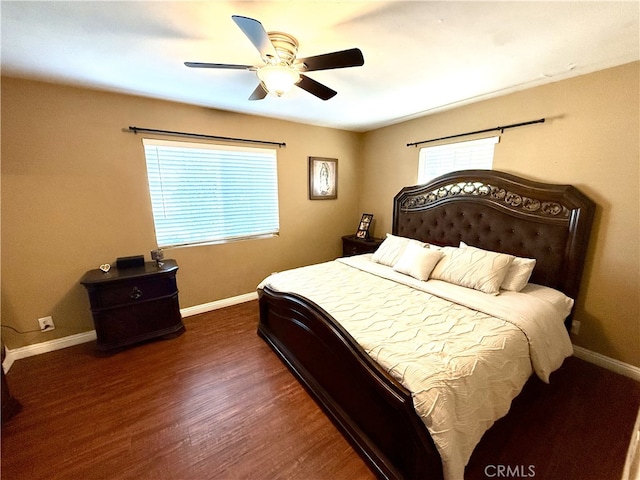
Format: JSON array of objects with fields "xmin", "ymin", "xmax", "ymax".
[{"xmin": 116, "ymin": 255, "xmax": 145, "ymax": 269}]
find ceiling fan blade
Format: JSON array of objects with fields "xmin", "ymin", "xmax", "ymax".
[
  {"xmin": 249, "ymin": 83, "xmax": 268, "ymax": 101},
  {"xmin": 298, "ymin": 48, "xmax": 364, "ymax": 72},
  {"xmin": 231, "ymin": 15, "xmax": 278, "ymax": 61},
  {"xmin": 184, "ymin": 62, "xmax": 253, "ymax": 70},
  {"xmin": 296, "ymin": 74, "xmax": 337, "ymax": 101}
]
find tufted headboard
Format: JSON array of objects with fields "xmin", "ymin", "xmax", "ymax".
[{"xmin": 393, "ymin": 170, "xmax": 595, "ymax": 315}]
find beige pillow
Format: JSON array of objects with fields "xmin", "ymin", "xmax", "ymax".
[
  {"xmin": 431, "ymin": 245, "xmax": 515, "ymax": 295},
  {"xmin": 393, "ymin": 243, "xmax": 443, "ymax": 281},
  {"xmin": 520, "ymin": 284, "xmax": 574, "ymax": 319},
  {"xmin": 501, "ymin": 256, "xmax": 536, "ymax": 291},
  {"xmin": 372, "ymin": 234, "xmax": 425, "ymax": 267},
  {"xmin": 460, "ymin": 242, "xmax": 536, "ymax": 292}
]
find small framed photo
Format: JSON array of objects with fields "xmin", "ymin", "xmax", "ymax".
[
  {"xmin": 356, "ymin": 213, "xmax": 373, "ymax": 239},
  {"xmin": 309, "ymin": 157, "xmax": 337, "ymax": 200}
]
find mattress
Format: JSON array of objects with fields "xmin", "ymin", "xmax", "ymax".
[{"xmin": 258, "ymin": 254, "xmax": 573, "ymax": 480}]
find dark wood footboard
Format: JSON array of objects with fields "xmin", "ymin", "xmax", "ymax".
[{"xmin": 258, "ymin": 286, "xmax": 443, "ymax": 480}]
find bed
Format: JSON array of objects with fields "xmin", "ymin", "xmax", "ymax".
[{"xmin": 257, "ymin": 170, "xmax": 595, "ymax": 480}]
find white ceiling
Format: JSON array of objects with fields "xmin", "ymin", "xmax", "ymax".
[{"xmin": 1, "ymin": 1, "xmax": 638, "ymax": 132}]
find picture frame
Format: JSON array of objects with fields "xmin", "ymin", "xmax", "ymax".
[
  {"xmin": 356, "ymin": 213, "xmax": 373, "ymax": 239},
  {"xmin": 308, "ymin": 157, "xmax": 338, "ymax": 200}
]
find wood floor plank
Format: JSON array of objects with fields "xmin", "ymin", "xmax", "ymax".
[{"xmin": 2, "ymin": 300, "xmax": 638, "ymax": 480}]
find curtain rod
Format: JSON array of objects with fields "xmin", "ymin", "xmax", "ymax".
[
  {"xmin": 127, "ymin": 126, "xmax": 286, "ymax": 148},
  {"xmin": 406, "ymin": 118, "xmax": 546, "ymax": 147}
]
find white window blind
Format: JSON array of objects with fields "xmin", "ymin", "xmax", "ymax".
[
  {"xmin": 418, "ymin": 136, "xmax": 499, "ymax": 184},
  {"xmin": 143, "ymin": 138, "xmax": 279, "ymax": 248}
]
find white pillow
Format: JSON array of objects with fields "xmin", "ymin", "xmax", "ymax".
[
  {"xmin": 431, "ymin": 245, "xmax": 515, "ymax": 295},
  {"xmin": 501, "ymin": 256, "xmax": 536, "ymax": 291},
  {"xmin": 393, "ymin": 242, "xmax": 443, "ymax": 281},
  {"xmin": 460, "ymin": 242, "xmax": 536, "ymax": 292},
  {"xmin": 520, "ymin": 283, "xmax": 574, "ymax": 319},
  {"xmin": 372, "ymin": 234, "xmax": 425, "ymax": 267}
]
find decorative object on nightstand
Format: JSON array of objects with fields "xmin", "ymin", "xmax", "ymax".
[
  {"xmin": 342, "ymin": 234, "xmax": 384, "ymax": 257},
  {"xmin": 150, "ymin": 248, "xmax": 164, "ymax": 266},
  {"xmin": 356, "ymin": 213, "xmax": 373, "ymax": 239},
  {"xmin": 80, "ymin": 259, "xmax": 185, "ymax": 352}
]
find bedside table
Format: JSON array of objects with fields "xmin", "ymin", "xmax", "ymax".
[
  {"xmin": 80, "ymin": 259, "xmax": 185, "ymax": 351},
  {"xmin": 342, "ymin": 234, "xmax": 384, "ymax": 257}
]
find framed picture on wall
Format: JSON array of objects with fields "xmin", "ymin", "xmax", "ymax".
[
  {"xmin": 356, "ymin": 213, "xmax": 373, "ymax": 239},
  {"xmin": 308, "ymin": 157, "xmax": 338, "ymax": 200}
]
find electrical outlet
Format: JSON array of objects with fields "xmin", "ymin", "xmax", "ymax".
[
  {"xmin": 38, "ymin": 316, "xmax": 55, "ymax": 332},
  {"xmin": 571, "ymin": 320, "xmax": 580, "ymax": 335}
]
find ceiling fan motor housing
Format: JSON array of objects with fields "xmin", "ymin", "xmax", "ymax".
[{"xmin": 266, "ymin": 31, "xmax": 299, "ymax": 66}]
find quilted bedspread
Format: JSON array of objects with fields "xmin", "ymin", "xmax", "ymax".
[{"xmin": 258, "ymin": 255, "xmax": 573, "ymax": 480}]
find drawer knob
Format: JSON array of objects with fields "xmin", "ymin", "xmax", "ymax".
[{"xmin": 130, "ymin": 287, "xmax": 142, "ymax": 300}]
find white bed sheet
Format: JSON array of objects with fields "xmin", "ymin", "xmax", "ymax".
[{"xmin": 259, "ymin": 254, "xmax": 573, "ymax": 480}]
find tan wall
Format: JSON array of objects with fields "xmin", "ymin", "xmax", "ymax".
[
  {"xmin": 360, "ymin": 61, "xmax": 639, "ymax": 367},
  {"xmin": 1, "ymin": 78, "xmax": 363, "ymax": 349},
  {"xmin": 3, "ymin": 62, "xmax": 638, "ymax": 369}
]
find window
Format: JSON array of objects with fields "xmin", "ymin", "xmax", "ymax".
[
  {"xmin": 417, "ymin": 136, "xmax": 499, "ymax": 184},
  {"xmin": 143, "ymin": 139, "xmax": 279, "ymax": 248}
]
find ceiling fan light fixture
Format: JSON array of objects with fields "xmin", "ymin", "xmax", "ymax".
[
  {"xmin": 257, "ymin": 65, "xmax": 301, "ymax": 97},
  {"xmin": 186, "ymin": 16, "xmax": 363, "ymax": 101}
]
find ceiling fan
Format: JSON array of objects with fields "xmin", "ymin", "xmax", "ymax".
[{"xmin": 185, "ymin": 15, "xmax": 364, "ymax": 101}]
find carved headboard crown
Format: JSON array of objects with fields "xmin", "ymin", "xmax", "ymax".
[{"xmin": 393, "ymin": 170, "xmax": 595, "ymax": 310}]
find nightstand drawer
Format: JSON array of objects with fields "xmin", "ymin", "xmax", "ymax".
[
  {"xmin": 342, "ymin": 235, "xmax": 384, "ymax": 257},
  {"xmin": 88, "ymin": 276, "xmax": 177, "ymax": 310},
  {"xmin": 343, "ymin": 243, "xmax": 364, "ymax": 256},
  {"xmin": 92, "ymin": 296, "xmax": 181, "ymax": 347}
]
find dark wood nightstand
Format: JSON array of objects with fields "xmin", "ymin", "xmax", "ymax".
[
  {"xmin": 341, "ymin": 234, "xmax": 384, "ymax": 257},
  {"xmin": 80, "ymin": 260, "xmax": 185, "ymax": 351}
]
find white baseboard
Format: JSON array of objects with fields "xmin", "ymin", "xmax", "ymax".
[
  {"xmin": 572, "ymin": 345, "xmax": 640, "ymax": 382},
  {"xmin": 180, "ymin": 292, "xmax": 258, "ymax": 317},
  {"xmin": 2, "ymin": 291, "xmax": 259, "ymax": 373},
  {"xmin": 3, "ymin": 330, "xmax": 97, "ymax": 373}
]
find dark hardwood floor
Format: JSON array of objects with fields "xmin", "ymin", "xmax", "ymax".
[{"xmin": 2, "ymin": 300, "xmax": 638, "ymax": 480}]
